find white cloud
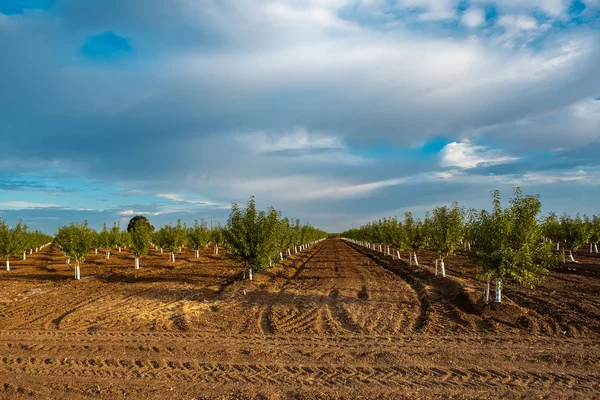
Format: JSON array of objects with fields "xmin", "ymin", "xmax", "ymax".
[
  {"xmin": 461, "ymin": 8, "xmax": 486, "ymax": 28},
  {"xmin": 156, "ymin": 193, "xmax": 223, "ymax": 207},
  {"xmin": 0, "ymin": 201, "xmax": 59, "ymax": 210},
  {"xmin": 236, "ymin": 126, "xmax": 345, "ymax": 153},
  {"xmin": 210, "ymin": 175, "xmax": 414, "ymax": 201},
  {"xmin": 118, "ymin": 209, "xmax": 161, "ymax": 216},
  {"xmin": 497, "ymin": 15, "xmax": 538, "ymax": 32},
  {"xmin": 475, "ymin": 98, "xmax": 600, "ymax": 151},
  {"xmin": 439, "ymin": 141, "xmax": 519, "ymax": 168}
]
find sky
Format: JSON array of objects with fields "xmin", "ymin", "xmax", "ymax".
[{"xmin": 0, "ymin": 0, "xmax": 599, "ymax": 234}]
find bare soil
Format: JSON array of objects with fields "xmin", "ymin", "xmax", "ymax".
[{"xmin": 0, "ymin": 240, "xmax": 598, "ymax": 399}]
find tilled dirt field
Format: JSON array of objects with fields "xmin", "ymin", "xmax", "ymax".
[{"xmin": 1, "ymin": 240, "xmax": 599, "ymax": 399}]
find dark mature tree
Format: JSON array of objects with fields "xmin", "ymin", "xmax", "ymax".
[{"xmin": 127, "ymin": 215, "xmax": 155, "ymax": 233}]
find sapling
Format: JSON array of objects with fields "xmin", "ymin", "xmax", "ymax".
[
  {"xmin": 404, "ymin": 212, "xmax": 425, "ymax": 266},
  {"xmin": 470, "ymin": 188, "xmax": 554, "ymax": 304},
  {"xmin": 188, "ymin": 220, "xmax": 210, "ymax": 258},
  {"xmin": 0, "ymin": 220, "xmax": 29, "ymax": 271},
  {"xmin": 131, "ymin": 224, "xmax": 152, "ymax": 269},
  {"xmin": 55, "ymin": 222, "xmax": 94, "ymax": 280},
  {"xmin": 431, "ymin": 203, "xmax": 464, "ymax": 278},
  {"xmin": 98, "ymin": 223, "xmax": 111, "ymax": 259},
  {"xmin": 559, "ymin": 214, "xmax": 590, "ymax": 263}
]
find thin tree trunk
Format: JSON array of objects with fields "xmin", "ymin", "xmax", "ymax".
[
  {"xmin": 413, "ymin": 252, "xmax": 419, "ymax": 266},
  {"xmin": 569, "ymin": 250, "xmax": 576, "ymax": 263},
  {"xmin": 215, "ymin": 244, "xmax": 218, "ymax": 255},
  {"xmin": 135, "ymin": 257, "xmax": 140, "ymax": 269},
  {"xmin": 440, "ymin": 258, "xmax": 446, "ymax": 277},
  {"xmin": 23, "ymin": 252, "xmax": 26, "ymax": 260},
  {"xmin": 75, "ymin": 264, "xmax": 81, "ymax": 280},
  {"xmin": 6, "ymin": 259, "xmax": 9, "ymax": 272}
]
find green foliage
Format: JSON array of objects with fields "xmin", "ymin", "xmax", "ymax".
[
  {"xmin": 188, "ymin": 220, "xmax": 211, "ymax": 250},
  {"xmin": 470, "ymin": 189, "xmax": 553, "ymax": 288},
  {"xmin": 342, "ymin": 217, "xmax": 407, "ymax": 250},
  {"xmin": 223, "ymin": 197, "xmax": 327, "ymax": 272},
  {"xmin": 223, "ymin": 197, "xmax": 281, "ymax": 271},
  {"xmin": 404, "ymin": 212, "xmax": 425, "ymax": 252},
  {"xmin": 0, "ymin": 220, "xmax": 29, "ymax": 260},
  {"xmin": 588, "ymin": 215, "xmax": 600, "ymax": 244},
  {"xmin": 542, "ymin": 212, "xmax": 561, "ymax": 244},
  {"xmin": 131, "ymin": 224, "xmax": 152, "ymax": 258},
  {"xmin": 559, "ymin": 214, "xmax": 590, "ymax": 252},
  {"xmin": 54, "ymin": 222, "xmax": 95, "ymax": 267},
  {"xmin": 25, "ymin": 230, "xmax": 52, "ymax": 250},
  {"xmin": 211, "ymin": 225, "xmax": 224, "ymax": 245},
  {"xmin": 98, "ymin": 223, "xmax": 111, "ymax": 249},
  {"xmin": 157, "ymin": 220, "xmax": 187, "ymax": 253},
  {"xmin": 122, "ymin": 230, "xmax": 132, "ymax": 248},
  {"xmin": 430, "ymin": 202, "xmax": 464, "ymax": 259},
  {"xmin": 109, "ymin": 223, "xmax": 122, "ymax": 249},
  {"xmin": 127, "ymin": 215, "xmax": 155, "ymax": 233}
]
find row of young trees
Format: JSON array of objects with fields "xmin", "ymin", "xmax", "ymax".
[
  {"xmin": 5, "ymin": 197, "xmax": 327, "ymax": 281},
  {"xmin": 0, "ymin": 220, "xmax": 53, "ymax": 271},
  {"xmin": 342, "ymin": 188, "xmax": 597, "ymax": 304},
  {"xmin": 224, "ymin": 197, "xmax": 327, "ymax": 280}
]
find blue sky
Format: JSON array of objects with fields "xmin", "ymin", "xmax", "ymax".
[{"xmin": 0, "ymin": 0, "xmax": 599, "ymax": 233}]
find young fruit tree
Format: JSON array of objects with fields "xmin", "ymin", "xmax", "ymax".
[
  {"xmin": 388, "ymin": 217, "xmax": 407, "ymax": 260},
  {"xmin": 55, "ymin": 222, "xmax": 94, "ymax": 280},
  {"xmin": 89, "ymin": 229, "xmax": 100, "ymax": 254},
  {"xmin": 587, "ymin": 215, "xmax": 600, "ymax": 254},
  {"xmin": 188, "ymin": 220, "xmax": 211, "ymax": 258},
  {"xmin": 98, "ymin": 223, "xmax": 112, "ymax": 259},
  {"xmin": 0, "ymin": 220, "xmax": 29, "ymax": 271},
  {"xmin": 542, "ymin": 212, "xmax": 562, "ymax": 251},
  {"xmin": 153, "ymin": 229, "xmax": 167, "ymax": 254},
  {"xmin": 211, "ymin": 225, "xmax": 224, "ymax": 255},
  {"xmin": 130, "ymin": 223, "xmax": 152, "ymax": 269},
  {"xmin": 160, "ymin": 220, "xmax": 187, "ymax": 262},
  {"xmin": 278, "ymin": 217, "xmax": 293, "ymax": 260},
  {"xmin": 470, "ymin": 189, "xmax": 554, "ymax": 304},
  {"xmin": 109, "ymin": 222, "xmax": 122, "ymax": 254},
  {"xmin": 120, "ymin": 230, "xmax": 132, "ymax": 252},
  {"xmin": 431, "ymin": 203, "xmax": 465, "ymax": 277},
  {"xmin": 223, "ymin": 197, "xmax": 282, "ymax": 280},
  {"xmin": 559, "ymin": 214, "xmax": 591, "ymax": 263},
  {"xmin": 404, "ymin": 212, "xmax": 425, "ymax": 266}
]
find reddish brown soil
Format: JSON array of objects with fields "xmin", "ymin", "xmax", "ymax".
[{"xmin": 0, "ymin": 240, "xmax": 599, "ymax": 399}]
